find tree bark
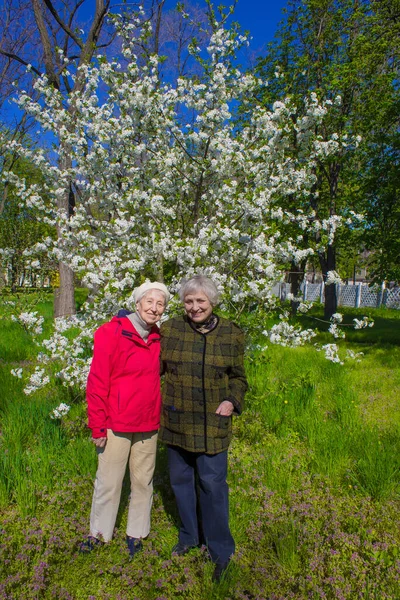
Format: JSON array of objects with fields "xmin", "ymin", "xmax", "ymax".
[
  {"xmin": 319, "ymin": 244, "xmax": 338, "ymax": 319},
  {"xmin": 54, "ymin": 261, "xmax": 76, "ymax": 317},
  {"xmin": 29, "ymin": 0, "xmax": 111, "ymax": 317},
  {"xmin": 288, "ymin": 259, "xmax": 306, "ymax": 316}
]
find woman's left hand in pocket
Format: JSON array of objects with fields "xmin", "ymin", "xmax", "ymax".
[{"xmin": 215, "ymin": 401, "xmax": 234, "ymax": 416}]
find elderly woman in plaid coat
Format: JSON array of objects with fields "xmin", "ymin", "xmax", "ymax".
[{"xmin": 159, "ymin": 275, "xmax": 247, "ymax": 581}]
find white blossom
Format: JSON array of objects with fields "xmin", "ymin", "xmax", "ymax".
[
  {"xmin": 317, "ymin": 343, "xmax": 344, "ymax": 365},
  {"xmin": 328, "ymin": 323, "xmax": 346, "ymax": 339},
  {"xmin": 24, "ymin": 367, "xmax": 51, "ymax": 395},
  {"xmin": 325, "ymin": 270, "xmax": 342, "ymax": 286},
  {"xmin": 331, "ymin": 312, "xmax": 343, "ymax": 323},
  {"xmin": 8, "ymin": 14, "xmax": 356, "ymax": 391},
  {"xmin": 264, "ymin": 318, "xmax": 317, "ymax": 348},
  {"xmin": 346, "ymin": 349, "xmax": 364, "ymax": 362},
  {"xmin": 353, "ymin": 316, "xmax": 374, "ymax": 329},
  {"xmin": 11, "ymin": 368, "xmax": 23, "ymax": 378},
  {"xmin": 12, "ymin": 311, "xmax": 44, "ymax": 335},
  {"xmin": 50, "ymin": 403, "xmax": 71, "ymax": 419},
  {"xmin": 297, "ymin": 302, "xmax": 313, "ymax": 313}
]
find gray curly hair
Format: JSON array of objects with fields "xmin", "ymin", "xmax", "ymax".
[{"xmin": 178, "ymin": 275, "xmax": 220, "ymax": 305}]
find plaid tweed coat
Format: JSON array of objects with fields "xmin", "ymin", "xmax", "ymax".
[{"xmin": 159, "ymin": 315, "xmax": 247, "ymax": 454}]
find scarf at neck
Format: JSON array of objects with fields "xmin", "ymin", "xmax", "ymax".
[
  {"xmin": 127, "ymin": 311, "xmax": 152, "ymax": 341},
  {"xmin": 192, "ymin": 313, "xmax": 218, "ymax": 334}
]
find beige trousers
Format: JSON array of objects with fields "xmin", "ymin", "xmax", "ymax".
[{"xmin": 89, "ymin": 429, "xmax": 158, "ymax": 542}]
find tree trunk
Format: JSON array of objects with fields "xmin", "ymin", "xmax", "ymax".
[
  {"xmin": 10, "ymin": 257, "xmax": 17, "ymax": 293},
  {"xmin": 31, "ymin": 0, "xmax": 111, "ymax": 317},
  {"xmin": 53, "ymin": 170, "xmax": 76, "ymax": 317},
  {"xmin": 319, "ymin": 244, "xmax": 338, "ymax": 319},
  {"xmin": 324, "ymin": 280, "xmax": 337, "ymax": 319},
  {"xmin": 288, "ymin": 260, "xmax": 306, "ymax": 316},
  {"xmin": 54, "ymin": 261, "xmax": 75, "ymax": 317},
  {"xmin": 155, "ymin": 252, "xmax": 164, "ymax": 282}
]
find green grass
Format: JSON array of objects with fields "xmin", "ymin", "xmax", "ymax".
[
  {"xmin": 0, "ymin": 295, "xmax": 399, "ymax": 599},
  {"xmin": 299, "ymin": 304, "xmax": 400, "ymax": 347},
  {"xmin": 240, "ymin": 342, "xmax": 400, "ymax": 500}
]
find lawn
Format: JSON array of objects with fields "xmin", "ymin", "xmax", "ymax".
[{"xmin": 0, "ymin": 295, "xmax": 399, "ymax": 599}]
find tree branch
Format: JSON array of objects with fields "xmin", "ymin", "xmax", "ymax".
[
  {"xmin": 32, "ymin": 0, "xmax": 59, "ymax": 88},
  {"xmin": 73, "ymin": 0, "xmax": 111, "ymax": 92},
  {"xmin": 0, "ymin": 48, "xmax": 42, "ymax": 77},
  {"xmin": 42, "ymin": 0, "xmax": 84, "ymax": 49}
]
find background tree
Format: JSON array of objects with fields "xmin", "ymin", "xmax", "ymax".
[
  {"xmin": 7, "ymin": 10, "xmax": 354, "ymax": 392},
  {"xmin": 0, "ymin": 145, "xmax": 55, "ymax": 290},
  {"xmin": 254, "ymin": 0, "xmax": 400, "ymax": 316},
  {"xmin": 361, "ymin": 134, "xmax": 400, "ymax": 284},
  {"xmin": 0, "ymin": 0, "xmax": 214, "ymax": 316},
  {"xmin": 0, "ymin": 0, "xmax": 115, "ymax": 316},
  {"xmin": 357, "ymin": 0, "xmax": 400, "ymax": 284}
]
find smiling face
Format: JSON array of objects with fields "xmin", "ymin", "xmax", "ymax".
[
  {"xmin": 136, "ymin": 289, "xmax": 166, "ymax": 325},
  {"xmin": 183, "ymin": 291, "xmax": 213, "ymax": 324}
]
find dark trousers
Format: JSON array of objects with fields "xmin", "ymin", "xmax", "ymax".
[{"xmin": 167, "ymin": 445, "xmax": 234, "ymax": 564}]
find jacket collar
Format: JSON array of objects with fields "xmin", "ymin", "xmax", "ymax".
[{"xmin": 112, "ymin": 316, "xmax": 160, "ymax": 346}]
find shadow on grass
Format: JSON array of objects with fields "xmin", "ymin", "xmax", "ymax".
[{"xmin": 298, "ymin": 306, "xmax": 400, "ymax": 348}]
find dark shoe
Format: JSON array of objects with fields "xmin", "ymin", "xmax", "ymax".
[
  {"xmin": 171, "ymin": 542, "xmax": 197, "ymax": 556},
  {"xmin": 212, "ymin": 561, "xmax": 230, "ymax": 582},
  {"xmin": 79, "ymin": 536, "xmax": 103, "ymax": 553},
  {"xmin": 126, "ymin": 536, "xmax": 143, "ymax": 557}
]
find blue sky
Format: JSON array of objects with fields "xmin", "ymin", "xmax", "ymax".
[
  {"xmin": 3, "ymin": 0, "xmax": 288, "ymax": 125},
  {"xmin": 155, "ymin": 0, "xmax": 288, "ymax": 54},
  {"xmin": 166, "ymin": 0, "xmax": 288, "ymax": 52},
  {"xmin": 220, "ymin": 0, "xmax": 287, "ymax": 51},
  {"xmin": 157, "ymin": 0, "xmax": 289, "ymax": 68}
]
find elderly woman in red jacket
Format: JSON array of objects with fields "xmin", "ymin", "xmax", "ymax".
[{"xmin": 80, "ymin": 281, "xmax": 169, "ymax": 557}]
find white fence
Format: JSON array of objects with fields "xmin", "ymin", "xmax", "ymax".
[{"xmin": 273, "ymin": 282, "xmax": 400, "ymax": 310}]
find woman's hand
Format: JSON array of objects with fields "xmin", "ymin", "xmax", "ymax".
[
  {"xmin": 92, "ymin": 437, "xmax": 107, "ymax": 448},
  {"xmin": 215, "ymin": 400, "xmax": 234, "ymax": 417}
]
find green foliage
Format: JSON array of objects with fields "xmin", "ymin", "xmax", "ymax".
[
  {"xmin": 360, "ymin": 135, "xmax": 400, "ymax": 283},
  {"xmin": 0, "ymin": 148, "xmax": 56, "ymax": 290},
  {"xmin": 0, "ymin": 296, "xmax": 399, "ymax": 598},
  {"xmin": 254, "ymin": 0, "xmax": 400, "ymax": 296}
]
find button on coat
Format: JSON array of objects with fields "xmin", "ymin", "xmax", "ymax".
[{"xmin": 159, "ymin": 315, "xmax": 247, "ymax": 454}]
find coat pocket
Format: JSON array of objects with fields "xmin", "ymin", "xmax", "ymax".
[
  {"xmin": 163, "ymin": 405, "xmax": 184, "ymax": 425},
  {"xmin": 163, "ymin": 406, "xmax": 204, "ymax": 437},
  {"xmin": 206, "ymin": 413, "xmax": 231, "ymax": 439}
]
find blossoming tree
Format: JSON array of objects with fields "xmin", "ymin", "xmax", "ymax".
[{"xmin": 4, "ymin": 8, "xmax": 368, "ymax": 393}]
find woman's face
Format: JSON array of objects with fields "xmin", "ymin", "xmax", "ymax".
[
  {"xmin": 184, "ymin": 291, "xmax": 213, "ymax": 324},
  {"xmin": 136, "ymin": 290, "xmax": 166, "ymax": 325}
]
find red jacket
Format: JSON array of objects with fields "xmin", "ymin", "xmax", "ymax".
[{"xmin": 86, "ymin": 316, "xmax": 162, "ymax": 438}]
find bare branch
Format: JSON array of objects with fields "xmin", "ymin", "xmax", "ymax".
[
  {"xmin": 0, "ymin": 48, "xmax": 42, "ymax": 77},
  {"xmin": 74, "ymin": 0, "xmax": 111, "ymax": 91},
  {"xmin": 42, "ymin": 0, "xmax": 84, "ymax": 49},
  {"xmin": 32, "ymin": 0, "xmax": 60, "ymax": 88}
]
